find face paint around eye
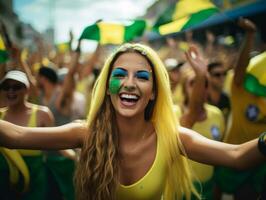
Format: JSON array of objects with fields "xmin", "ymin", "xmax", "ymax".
[
  {"xmin": 111, "ymin": 68, "xmax": 127, "ymax": 78},
  {"xmin": 135, "ymin": 71, "xmax": 151, "ymax": 80},
  {"xmin": 109, "ymin": 77, "xmax": 121, "ymax": 94}
]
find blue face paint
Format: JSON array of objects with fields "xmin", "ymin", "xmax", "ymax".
[
  {"xmin": 111, "ymin": 68, "xmax": 127, "ymax": 78},
  {"xmin": 109, "ymin": 68, "xmax": 151, "ymax": 94},
  {"xmin": 135, "ymin": 70, "xmax": 151, "ymax": 80}
]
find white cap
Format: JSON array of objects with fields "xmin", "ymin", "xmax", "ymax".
[
  {"xmin": 57, "ymin": 67, "xmax": 69, "ymax": 83},
  {"xmin": 0, "ymin": 70, "xmax": 30, "ymax": 88},
  {"xmin": 164, "ymin": 58, "xmax": 184, "ymax": 71}
]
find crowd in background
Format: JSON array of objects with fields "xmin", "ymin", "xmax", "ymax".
[{"xmin": 0, "ymin": 17, "xmax": 266, "ymax": 200}]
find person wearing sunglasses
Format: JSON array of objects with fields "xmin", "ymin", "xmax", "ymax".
[
  {"xmin": 207, "ymin": 61, "xmax": 231, "ymax": 121},
  {"xmin": 0, "ymin": 70, "xmax": 54, "ymax": 199}
]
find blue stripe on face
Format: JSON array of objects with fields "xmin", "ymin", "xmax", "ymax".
[
  {"xmin": 135, "ymin": 70, "xmax": 151, "ymax": 80},
  {"xmin": 111, "ymin": 68, "xmax": 127, "ymax": 78}
]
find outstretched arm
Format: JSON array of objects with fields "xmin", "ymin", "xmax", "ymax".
[
  {"xmin": 179, "ymin": 126, "xmax": 265, "ymax": 169},
  {"xmin": 0, "ymin": 120, "xmax": 86, "ymax": 150}
]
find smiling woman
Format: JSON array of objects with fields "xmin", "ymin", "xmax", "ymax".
[
  {"xmin": 75, "ymin": 43, "xmax": 196, "ymax": 200},
  {"xmin": 0, "ymin": 43, "xmax": 265, "ymax": 200}
]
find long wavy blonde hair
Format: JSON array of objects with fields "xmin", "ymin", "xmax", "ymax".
[{"xmin": 74, "ymin": 43, "xmax": 199, "ymax": 200}]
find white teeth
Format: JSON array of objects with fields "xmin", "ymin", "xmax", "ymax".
[{"xmin": 120, "ymin": 94, "xmax": 138, "ymax": 100}]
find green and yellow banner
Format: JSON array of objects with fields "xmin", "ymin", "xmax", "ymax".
[
  {"xmin": 79, "ymin": 20, "xmax": 146, "ymax": 45},
  {"xmin": 0, "ymin": 35, "xmax": 8, "ymax": 63},
  {"xmin": 154, "ymin": 0, "xmax": 219, "ymax": 35},
  {"xmin": 244, "ymin": 52, "xmax": 266, "ymax": 97}
]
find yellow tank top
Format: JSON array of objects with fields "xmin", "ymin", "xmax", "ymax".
[
  {"xmin": 0, "ymin": 105, "xmax": 42, "ymax": 156},
  {"xmin": 225, "ymin": 83, "xmax": 266, "ymax": 144},
  {"xmin": 116, "ymin": 136, "xmax": 167, "ymax": 200},
  {"xmin": 190, "ymin": 104, "xmax": 225, "ymax": 182}
]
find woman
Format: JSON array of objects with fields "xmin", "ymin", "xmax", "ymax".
[{"xmin": 0, "ymin": 43, "xmax": 265, "ymax": 200}]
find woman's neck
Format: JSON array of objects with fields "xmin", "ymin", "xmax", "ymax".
[
  {"xmin": 116, "ymin": 114, "xmax": 152, "ymax": 142},
  {"xmin": 8, "ymin": 101, "xmax": 27, "ymax": 113}
]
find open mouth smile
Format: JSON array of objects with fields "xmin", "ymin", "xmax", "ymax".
[{"xmin": 119, "ymin": 93, "xmax": 140, "ymax": 106}]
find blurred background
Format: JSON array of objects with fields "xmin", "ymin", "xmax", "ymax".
[{"xmin": 1, "ymin": 0, "xmax": 265, "ymax": 52}]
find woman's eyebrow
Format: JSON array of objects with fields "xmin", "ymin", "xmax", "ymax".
[
  {"xmin": 112, "ymin": 67, "xmax": 126, "ymax": 71},
  {"xmin": 136, "ymin": 69, "xmax": 152, "ymax": 73}
]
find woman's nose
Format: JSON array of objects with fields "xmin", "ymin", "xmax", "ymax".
[
  {"xmin": 123, "ymin": 75, "xmax": 136, "ymax": 91},
  {"xmin": 124, "ymin": 84, "xmax": 136, "ymax": 91}
]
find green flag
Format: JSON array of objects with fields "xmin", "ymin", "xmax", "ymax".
[
  {"xmin": 0, "ymin": 35, "xmax": 8, "ymax": 63},
  {"xmin": 154, "ymin": 0, "xmax": 219, "ymax": 35},
  {"xmin": 80, "ymin": 20, "xmax": 146, "ymax": 44},
  {"xmin": 244, "ymin": 52, "xmax": 266, "ymax": 97}
]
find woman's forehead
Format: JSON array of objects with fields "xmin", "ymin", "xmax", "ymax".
[{"xmin": 113, "ymin": 52, "xmax": 152, "ymax": 70}]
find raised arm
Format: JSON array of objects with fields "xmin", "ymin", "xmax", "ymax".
[
  {"xmin": 56, "ymin": 40, "xmax": 81, "ymax": 113},
  {"xmin": 179, "ymin": 126, "xmax": 265, "ymax": 169},
  {"xmin": 0, "ymin": 120, "xmax": 86, "ymax": 150},
  {"xmin": 180, "ymin": 46, "xmax": 208, "ymax": 128},
  {"xmin": 1, "ymin": 21, "xmax": 39, "ymax": 97},
  {"xmin": 234, "ymin": 18, "xmax": 257, "ymax": 86},
  {"xmin": 80, "ymin": 42, "xmax": 102, "ymax": 79}
]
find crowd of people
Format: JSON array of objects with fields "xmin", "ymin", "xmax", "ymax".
[{"xmin": 0, "ymin": 17, "xmax": 266, "ymax": 200}]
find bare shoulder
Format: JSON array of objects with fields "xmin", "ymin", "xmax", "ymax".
[
  {"xmin": 35, "ymin": 104, "xmax": 51, "ymax": 113},
  {"xmin": 0, "ymin": 107, "xmax": 8, "ymax": 114},
  {"xmin": 36, "ymin": 105, "xmax": 52, "ymax": 116},
  {"xmin": 33, "ymin": 104, "xmax": 55, "ymax": 126}
]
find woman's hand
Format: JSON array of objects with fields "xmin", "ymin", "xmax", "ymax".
[{"xmin": 185, "ymin": 45, "xmax": 208, "ymax": 76}]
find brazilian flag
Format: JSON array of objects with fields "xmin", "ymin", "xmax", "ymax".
[
  {"xmin": 79, "ymin": 20, "xmax": 146, "ymax": 45},
  {"xmin": 154, "ymin": 0, "xmax": 219, "ymax": 35},
  {"xmin": 244, "ymin": 52, "xmax": 266, "ymax": 97},
  {"xmin": 0, "ymin": 35, "xmax": 8, "ymax": 63}
]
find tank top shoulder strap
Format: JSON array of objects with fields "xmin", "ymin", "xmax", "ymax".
[
  {"xmin": 20, "ymin": 105, "xmax": 42, "ymax": 155},
  {"xmin": 28, "ymin": 105, "xmax": 38, "ymax": 127},
  {"xmin": 0, "ymin": 107, "xmax": 8, "ymax": 119}
]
